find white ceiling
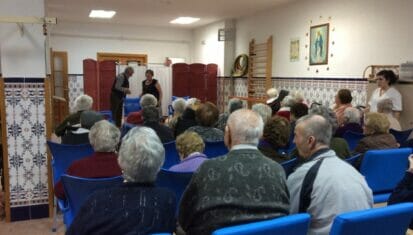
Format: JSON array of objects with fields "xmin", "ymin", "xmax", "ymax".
[{"xmin": 46, "ymin": 0, "xmax": 296, "ymax": 28}]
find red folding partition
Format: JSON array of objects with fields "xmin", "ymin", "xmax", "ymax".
[
  {"xmin": 98, "ymin": 61, "xmax": 116, "ymax": 111},
  {"xmin": 172, "ymin": 63, "xmax": 217, "ymax": 104},
  {"xmin": 83, "ymin": 59, "xmax": 99, "ymax": 110},
  {"xmin": 83, "ymin": 59, "xmax": 116, "ymax": 111}
]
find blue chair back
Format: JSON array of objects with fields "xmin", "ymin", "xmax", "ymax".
[
  {"xmin": 61, "ymin": 175, "xmax": 123, "ymax": 226},
  {"xmin": 99, "ymin": 110, "xmax": 113, "ymax": 123},
  {"xmin": 121, "ymin": 122, "xmax": 137, "ymax": 137},
  {"xmin": 124, "ymin": 97, "xmax": 141, "ymax": 116},
  {"xmin": 342, "ymin": 131, "xmax": 365, "ymax": 151},
  {"xmin": 212, "ymin": 213, "xmax": 311, "ymax": 235},
  {"xmin": 281, "ymin": 158, "xmax": 298, "ymax": 176},
  {"xmin": 390, "ymin": 128, "xmax": 413, "ymax": 145},
  {"xmin": 204, "ymin": 141, "xmax": 228, "ymax": 158},
  {"xmin": 47, "ymin": 141, "xmax": 94, "ymax": 185},
  {"xmin": 329, "ymin": 203, "xmax": 413, "ymax": 235},
  {"xmin": 163, "ymin": 141, "xmax": 181, "ymax": 168},
  {"xmin": 345, "ymin": 153, "xmax": 361, "ymax": 167},
  {"xmin": 156, "ymin": 169, "xmax": 193, "ymax": 209},
  {"xmin": 360, "ymin": 148, "xmax": 412, "ymax": 197}
]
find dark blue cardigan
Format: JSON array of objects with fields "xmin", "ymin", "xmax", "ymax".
[{"xmin": 67, "ymin": 183, "xmax": 176, "ymax": 235}]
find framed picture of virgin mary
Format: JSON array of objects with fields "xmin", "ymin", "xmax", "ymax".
[{"xmin": 309, "ymin": 23, "xmax": 329, "ymax": 65}]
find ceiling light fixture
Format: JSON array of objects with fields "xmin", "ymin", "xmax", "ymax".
[
  {"xmin": 170, "ymin": 17, "xmax": 200, "ymax": 24},
  {"xmin": 89, "ymin": 10, "xmax": 116, "ymax": 19}
]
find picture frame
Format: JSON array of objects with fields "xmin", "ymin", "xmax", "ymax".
[
  {"xmin": 290, "ymin": 38, "xmax": 300, "ymax": 62},
  {"xmin": 309, "ymin": 23, "xmax": 329, "ymax": 65}
]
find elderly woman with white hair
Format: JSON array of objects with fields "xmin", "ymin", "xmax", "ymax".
[
  {"xmin": 377, "ymin": 98, "xmax": 401, "ymax": 131},
  {"xmin": 54, "ymin": 94, "xmax": 93, "ymax": 137},
  {"xmin": 174, "ymin": 98, "xmax": 201, "ymax": 137},
  {"xmin": 165, "ymin": 97, "xmax": 187, "ymax": 130},
  {"xmin": 67, "ymin": 127, "xmax": 176, "ymax": 235},
  {"xmin": 54, "ymin": 120, "xmax": 122, "ymax": 200},
  {"xmin": 334, "ymin": 107, "xmax": 363, "ymax": 137},
  {"xmin": 126, "ymin": 93, "xmax": 158, "ymax": 125},
  {"xmin": 252, "ymin": 103, "xmax": 272, "ymax": 125}
]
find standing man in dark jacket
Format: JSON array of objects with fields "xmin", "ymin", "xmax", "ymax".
[
  {"xmin": 179, "ymin": 109, "xmax": 290, "ymax": 235},
  {"xmin": 111, "ymin": 66, "xmax": 133, "ymax": 127}
]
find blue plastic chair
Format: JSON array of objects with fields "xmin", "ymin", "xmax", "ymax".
[
  {"xmin": 156, "ymin": 169, "xmax": 193, "ymax": 213},
  {"xmin": 345, "ymin": 153, "xmax": 361, "ymax": 167},
  {"xmin": 212, "ymin": 213, "xmax": 311, "ymax": 235},
  {"xmin": 121, "ymin": 122, "xmax": 137, "ymax": 138},
  {"xmin": 360, "ymin": 148, "xmax": 412, "ymax": 203},
  {"xmin": 47, "ymin": 141, "xmax": 94, "ymax": 230},
  {"xmin": 342, "ymin": 131, "xmax": 365, "ymax": 151},
  {"xmin": 204, "ymin": 141, "xmax": 228, "ymax": 158},
  {"xmin": 281, "ymin": 158, "xmax": 298, "ymax": 176},
  {"xmin": 390, "ymin": 128, "xmax": 413, "ymax": 145},
  {"xmin": 329, "ymin": 203, "xmax": 413, "ymax": 235},
  {"xmin": 124, "ymin": 97, "xmax": 141, "ymax": 116},
  {"xmin": 163, "ymin": 141, "xmax": 181, "ymax": 169},
  {"xmin": 99, "ymin": 110, "xmax": 113, "ymax": 123},
  {"xmin": 61, "ymin": 175, "xmax": 123, "ymax": 227}
]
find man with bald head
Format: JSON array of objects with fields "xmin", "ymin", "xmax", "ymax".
[
  {"xmin": 288, "ymin": 114, "xmax": 373, "ymax": 235},
  {"xmin": 179, "ymin": 109, "xmax": 290, "ymax": 235}
]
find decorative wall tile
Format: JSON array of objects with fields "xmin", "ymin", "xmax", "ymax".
[
  {"xmin": 4, "ymin": 79, "xmax": 49, "ymax": 211},
  {"xmin": 68, "ymin": 75, "xmax": 84, "ymax": 112},
  {"xmin": 217, "ymin": 77, "xmax": 368, "ymax": 111}
]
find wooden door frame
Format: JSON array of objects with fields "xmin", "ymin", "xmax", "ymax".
[{"xmin": 97, "ymin": 52, "xmax": 147, "ymax": 65}]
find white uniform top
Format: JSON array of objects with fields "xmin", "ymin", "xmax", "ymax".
[{"xmin": 368, "ymin": 86, "xmax": 402, "ymax": 112}]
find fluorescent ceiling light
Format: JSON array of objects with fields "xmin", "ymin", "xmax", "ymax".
[
  {"xmin": 89, "ymin": 10, "xmax": 116, "ymax": 19},
  {"xmin": 170, "ymin": 17, "xmax": 200, "ymax": 24}
]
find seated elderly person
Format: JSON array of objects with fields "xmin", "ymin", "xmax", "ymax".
[
  {"xmin": 288, "ymin": 114, "xmax": 372, "ymax": 235},
  {"xmin": 333, "ymin": 89, "xmax": 353, "ymax": 126},
  {"xmin": 258, "ymin": 116, "xmax": 291, "ymax": 163},
  {"xmin": 215, "ymin": 98, "xmax": 243, "ymax": 131},
  {"xmin": 55, "ymin": 94, "xmax": 93, "ymax": 137},
  {"xmin": 126, "ymin": 94, "xmax": 157, "ymax": 125},
  {"xmin": 142, "ymin": 106, "xmax": 174, "ymax": 143},
  {"xmin": 377, "ymin": 98, "xmax": 401, "ymax": 131},
  {"xmin": 175, "ymin": 98, "xmax": 201, "ymax": 137},
  {"xmin": 252, "ymin": 103, "xmax": 272, "ymax": 125},
  {"xmin": 291, "ymin": 105, "xmax": 351, "ymax": 159},
  {"xmin": 187, "ymin": 102, "xmax": 224, "ymax": 142},
  {"xmin": 354, "ymin": 112, "xmax": 399, "ymax": 167},
  {"xmin": 169, "ymin": 131, "xmax": 208, "ymax": 172},
  {"xmin": 67, "ymin": 127, "xmax": 176, "ymax": 235},
  {"xmin": 276, "ymin": 95, "xmax": 296, "ymax": 121},
  {"xmin": 165, "ymin": 97, "xmax": 186, "ymax": 130},
  {"xmin": 267, "ymin": 89, "xmax": 289, "ymax": 115},
  {"xmin": 179, "ymin": 109, "xmax": 290, "ymax": 235},
  {"xmin": 334, "ymin": 107, "xmax": 363, "ymax": 137},
  {"xmin": 388, "ymin": 154, "xmax": 413, "ymax": 230},
  {"xmin": 61, "ymin": 110, "xmax": 104, "ymax": 145},
  {"xmin": 290, "ymin": 102, "xmax": 309, "ymax": 140},
  {"xmin": 54, "ymin": 120, "xmax": 122, "ymax": 200}
]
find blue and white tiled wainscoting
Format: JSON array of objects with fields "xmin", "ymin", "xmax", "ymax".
[
  {"xmin": 68, "ymin": 74, "xmax": 84, "ymax": 112},
  {"xmin": 2, "ymin": 78, "xmax": 49, "ymax": 221},
  {"xmin": 217, "ymin": 77, "xmax": 368, "ymax": 112}
]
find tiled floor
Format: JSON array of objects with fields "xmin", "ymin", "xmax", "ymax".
[{"xmin": 0, "ymin": 217, "xmax": 65, "ymax": 235}]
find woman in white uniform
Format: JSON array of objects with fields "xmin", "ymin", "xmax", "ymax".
[{"xmin": 367, "ymin": 70, "xmax": 402, "ymax": 119}]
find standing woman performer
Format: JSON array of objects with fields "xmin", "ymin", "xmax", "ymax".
[
  {"xmin": 111, "ymin": 66, "xmax": 133, "ymax": 127},
  {"xmin": 141, "ymin": 69, "xmax": 163, "ymax": 115},
  {"xmin": 367, "ymin": 70, "xmax": 402, "ymax": 120}
]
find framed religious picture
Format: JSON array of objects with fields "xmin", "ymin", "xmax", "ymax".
[
  {"xmin": 290, "ymin": 38, "xmax": 300, "ymax": 62},
  {"xmin": 309, "ymin": 23, "xmax": 329, "ymax": 65}
]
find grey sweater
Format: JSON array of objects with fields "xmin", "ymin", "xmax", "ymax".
[{"xmin": 179, "ymin": 147, "xmax": 290, "ymax": 235}]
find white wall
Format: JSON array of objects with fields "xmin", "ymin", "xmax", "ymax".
[
  {"xmin": 50, "ymin": 21, "xmax": 192, "ymax": 74},
  {"xmin": 235, "ymin": 0, "xmax": 413, "ymax": 78},
  {"xmin": 191, "ymin": 21, "xmax": 225, "ymax": 75},
  {"xmin": 0, "ymin": 0, "xmax": 46, "ymax": 77}
]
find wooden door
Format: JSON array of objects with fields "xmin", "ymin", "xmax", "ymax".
[{"xmin": 51, "ymin": 51, "xmax": 69, "ymax": 129}]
